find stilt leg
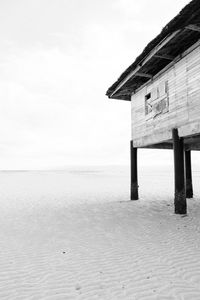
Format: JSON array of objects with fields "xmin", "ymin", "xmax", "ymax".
[
  {"xmin": 130, "ymin": 140, "xmax": 138, "ymax": 200},
  {"xmin": 185, "ymin": 150, "xmax": 193, "ymax": 198},
  {"xmin": 172, "ymin": 128, "xmax": 187, "ymax": 214}
]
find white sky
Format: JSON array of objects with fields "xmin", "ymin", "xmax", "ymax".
[{"xmin": 0, "ymin": 0, "xmax": 195, "ymax": 169}]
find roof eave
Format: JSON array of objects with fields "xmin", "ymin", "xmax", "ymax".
[
  {"xmin": 108, "ymin": 30, "xmax": 181, "ymax": 101},
  {"xmin": 108, "ymin": 25, "xmax": 200, "ymax": 100}
]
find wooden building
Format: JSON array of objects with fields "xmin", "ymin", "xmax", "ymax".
[{"xmin": 106, "ymin": 0, "xmax": 200, "ymax": 214}]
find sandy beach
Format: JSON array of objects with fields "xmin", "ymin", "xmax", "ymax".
[{"xmin": 0, "ymin": 166, "xmax": 200, "ymax": 299}]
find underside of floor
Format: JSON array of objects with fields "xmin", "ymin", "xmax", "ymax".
[{"xmin": 141, "ymin": 133, "xmax": 200, "ymax": 151}]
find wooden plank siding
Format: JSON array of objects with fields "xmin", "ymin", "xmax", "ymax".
[{"xmin": 131, "ymin": 42, "xmax": 200, "ymax": 148}]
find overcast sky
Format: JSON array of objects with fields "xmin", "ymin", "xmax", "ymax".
[{"xmin": 0, "ymin": 0, "xmax": 194, "ymax": 169}]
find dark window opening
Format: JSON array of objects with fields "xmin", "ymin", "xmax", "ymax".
[{"xmin": 145, "ymin": 93, "xmax": 152, "ymax": 115}]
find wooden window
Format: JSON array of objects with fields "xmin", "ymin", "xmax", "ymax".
[
  {"xmin": 153, "ymin": 80, "xmax": 169, "ymax": 117},
  {"xmin": 145, "ymin": 81, "xmax": 169, "ymax": 118}
]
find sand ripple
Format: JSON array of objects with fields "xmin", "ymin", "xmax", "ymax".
[{"xmin": 0, "ymin": 169, "xmax": 199, "ymax": 299}]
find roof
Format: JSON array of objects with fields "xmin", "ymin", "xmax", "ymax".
[{"xmin": 106, "ymin": 0, "xmax": 200, "ymax": 101}]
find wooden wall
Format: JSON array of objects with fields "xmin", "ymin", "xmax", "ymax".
[{"xmin": 131, "ymin": 41, "xmax": 200, "ymax": 147}]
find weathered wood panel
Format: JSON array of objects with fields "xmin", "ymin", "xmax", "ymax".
[{"xmin": 132, "ymin": 41, "xmax": 200, "ymax": 147}]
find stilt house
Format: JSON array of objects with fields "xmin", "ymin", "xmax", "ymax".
[{"xmin": 106, "ymin": 0, "xmax": 200, "ymax": 214}]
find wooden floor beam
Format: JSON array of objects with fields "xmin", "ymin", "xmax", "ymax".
[
  {"xmin": 130, "ymin": 141, "xmax": 139, "ymax": 200},
  {"xmin": 172, "ymin": 129, "xmax": 187, "ymax": 214}
]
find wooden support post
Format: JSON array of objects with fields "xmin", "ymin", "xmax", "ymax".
[
  {"xmin": 172, "ymin": 128, "xmax": 187, "ymax": 214},
  {"xmin": 185, "ymin": 150, "xmax": 193, "ymax": 198},
  {"xmin": 130, "ymin": 140, "xmax": 138, "ymax": 200}
]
